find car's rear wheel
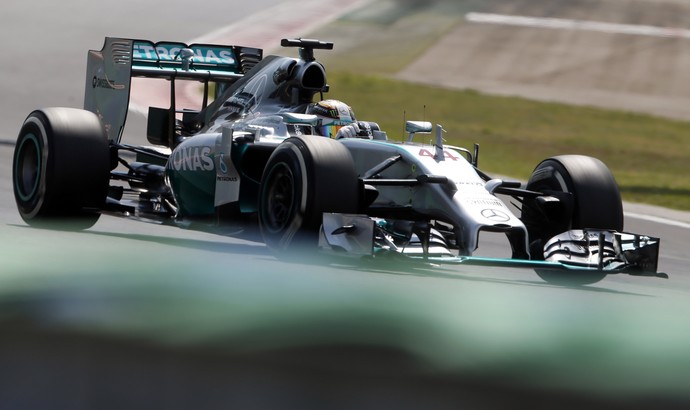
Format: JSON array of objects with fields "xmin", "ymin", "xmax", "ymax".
[
  {"xmin": 259, "ymin": 136, "xmax": 360, "ymax": 253},
  {"xmin": 13, "ymin": 108, "xmax": 110, "ymax": 230},
  {"xmin": 521, "ymin": 155, "xmax": 623, "ymax": 285}
]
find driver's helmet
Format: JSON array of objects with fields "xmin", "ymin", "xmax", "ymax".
[{"xmin": 306, "ymin": 99, "xmax": 356, "ymax": 138}]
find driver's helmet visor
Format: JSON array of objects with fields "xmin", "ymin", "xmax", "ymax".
[
  {"xmin": 318, "ymin": 120, "xmax": 352, "ymax": 138},
  {"xmin": 319, "ymin": 124, "xmax": 344, "ymax": 138}
]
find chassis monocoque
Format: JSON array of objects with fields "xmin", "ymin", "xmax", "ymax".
[{"xmin": 12, "ymin": 37, "xmax": 664, "ymax": 285}]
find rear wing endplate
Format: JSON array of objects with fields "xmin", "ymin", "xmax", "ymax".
[{"xmin": 84, "ymin": 37, "xmax": 262, "ymax": 143}]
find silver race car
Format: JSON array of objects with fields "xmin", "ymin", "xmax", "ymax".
[{"xmin": 12, "ymin": 37, "xmax": 664, "ymax": 285}]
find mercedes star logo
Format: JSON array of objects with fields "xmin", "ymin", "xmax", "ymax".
[{"xmin": 481, "ymin": 208, "xmax": 510, "ymax": 222}]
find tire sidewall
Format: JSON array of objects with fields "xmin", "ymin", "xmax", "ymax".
[
  {"xmin": 523, "ymin": 155, "xmax": 624, "ymax": 277},
  {"xmin": 13, "ymin": 114, "xmax": 52, "ymax": 220},
  {"xmin": 522, "ymin": 159, "xmax": 571, "ymax": 249},
  {"xmin": 527, "ymin": 155, "xmax": 623, "ymax": 231},
  {"xmin": 259, "ymin": 142, "xmax": 310, "ymax": 250},
  {"xmin": 258, "ymin": 136, "xmax": 359, "ymax": 253},
  {"xmin": 12, "ymin": 108, "xmax": 110, "ymax": 229}
]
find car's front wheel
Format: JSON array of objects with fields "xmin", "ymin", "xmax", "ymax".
[
  {"xmin": 521, "ymin": 155, "xmax": 624, "ymax": 285},
  {"xmin": 258, "ymin": 136, "xmax": 360, "ymax": 253}
]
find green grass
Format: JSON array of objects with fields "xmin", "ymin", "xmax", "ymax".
[
  {"xmin": 325, "ymin": 72, "xmax": 690, "ymax": 210},
  {"xmin": 301, "ymin": 0, "xmax": 690, "ymax": 210}
]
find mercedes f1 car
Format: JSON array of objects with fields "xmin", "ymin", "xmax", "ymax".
[{"xmin": 12, "ymin": 37, "xmax": 664, "ymax": 285}]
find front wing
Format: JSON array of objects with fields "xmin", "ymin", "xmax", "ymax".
[{"xmin": 318, "ymin": 213, "xmax": 667, "ymax": 281}]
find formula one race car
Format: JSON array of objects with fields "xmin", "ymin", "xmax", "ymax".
[{"xmin": 12, "ymin": 37, "xmax": 664, "ymax": 285}]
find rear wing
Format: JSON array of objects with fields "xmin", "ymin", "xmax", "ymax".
[{"xmin": 84, "ymin": 37, "xmax": 262, "ymax": 143}]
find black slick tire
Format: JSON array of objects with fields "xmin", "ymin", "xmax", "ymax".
[
  {"xmin": 13, "ymin": 107, "xmax": 110, "ymax": 230},
  {"xmin": 258, "ymin": 136, "xmax": 359, "ymax": 253},
  {"xmin": 522, "ymin": 155, "xmax": 624, "ymax": 286}
]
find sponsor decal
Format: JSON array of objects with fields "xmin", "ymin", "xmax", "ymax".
[
  {"xmin": 289, "ymin": 124, "xmax": 305, "ymax": 136},
  {"xmin": 169, "ymin": 146, "xmax": 214, "ymax": 172},
  {"xmin": 463, "ymin": 197, "xmax": 504, "ymax": 207},
  {"xmin": 214, "ymin": 145, "xmax": 240, "ymax": 206},
  {"xmin": 568, "ymin": 230, "xmax": 607, "ymax": 241},
  {"xmin": 418, "ymin": 148, "xmax": 459, "ymax": 161},
  {"xmin": 456, "ymin": 181, "xmax": 484, "ymax": 187},
  {"xmin": 222, "ymin": 92, "xmax": 257, "ymax": 116},
  {"xmin": 216, "ymin": 152, "xmax": 237, "ymax": 181},
  {"xmin": 216, "ymin": 176, "xmax": 238, "ymax": 182},
  {"xmin": 92, "ymin": 76, "xmax": 125, "ymax": 90},
  {"xmin": 218, "ymin": 152, "xmax": 229, "ymax": 174},
  {"xmin": 569, "ymin": 231, "xmax": 586, "ymax": 241},
  {"xmin": 251, "ymin": 115, "xmax": 284, "ymax": 129},
  {"xmin": 481, "ymin": 208, "xmax": 511, "ymax": 222},
  {"xmin": 133, "ymin": 43, "xmax": 236, "ymax": 65},
  {"xmin": 337, "ymin": 104, "xmax": 351, "ymax": 118}
]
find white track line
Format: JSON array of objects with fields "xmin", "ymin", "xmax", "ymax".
[
  {"xmin": 190, "ymin": 0, "xmax": 371, "ymax": 50},
  {"xmin": 626, "ymin": 212, "xmax": 690, "ymax": 230},
  {"xmin": 466, "ymin": 12, "xmax": 690, "ymax": 39}
]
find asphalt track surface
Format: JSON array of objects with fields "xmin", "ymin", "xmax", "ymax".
[
  {"xmin": 2, "ymin": 0, "xmax": 690, "ymax": 408},
  {"xmin": 398, "ymin": 0, "xmax": 690, "ymax": 121}
]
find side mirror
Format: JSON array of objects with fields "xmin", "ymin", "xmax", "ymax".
[
  {"xmin": 405, "ymin": 121, "xmax": 432, "ymax": 134},
  {"xmin": 281, "ymin": 113, "xmax": 320, "ymax": 126},
  {"xmin": 406, "ymin": 121, "xmax": 432, "ymax": 142}
]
